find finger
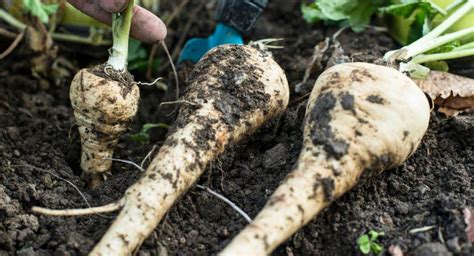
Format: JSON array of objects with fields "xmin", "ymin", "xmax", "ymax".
[
  {"xmin": 67, "ymin": 1, "xmax": 167, "ymax": 43},
  {"xmin": 130, "ymin": 6, "xmax": 167, "ymax": 43},
  {"xmin": 99, "ymin": 0, "xmax": 128, "ymax": 13}
]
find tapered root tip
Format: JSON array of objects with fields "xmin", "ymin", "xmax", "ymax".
[
  {"xmin": 78, "ymin": 126, "xmax": 117, "ymax": 175},
  {"xmin": 69, "ymin": 68, "xmax": 140, "ymax": 175},
  {"xmin": 32, "ymin": 199, "xmax": 125, "ymax": 216}
]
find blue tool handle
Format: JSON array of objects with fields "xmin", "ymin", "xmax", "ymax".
[{"xmin": 215, "ymin": 0, "xmax": 268, "ymax": 35}]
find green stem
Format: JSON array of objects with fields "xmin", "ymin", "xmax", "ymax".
[
  {"xmin": 0, "ymin": 8, "xmax": 110, "ymax": 46},
  {"xmin": 0, "ymin": 9, "xmax": 27, "ymax": 31},
  {"xmin": 409, "ymin": 0, "xmax": 473, "ymax": 48},
  {"xmin": 453, "ymin": 41, "xmax": 474, "ymax": 51},
  {"xmin": 51, "ymin": 32, "xmax": 112, "ymax": 46},
  {"xmin": 426, "ymin": 0, "xmax": 447, "ymax": 15},
  {"xmin": 412, "ymin": 48, "xmax": 474, "ymax": 64},
  {"xmin": 106, "ymin": 0, "xmax": 135, "ymax": 70},
  {"xmin": 384, "ymin": 0, "xmax": 474, "ymax": 61},
  {"xmin": 446, "ymin": 0, "xmax": 466, "ymax": 12},
  {"xmin": 406, "ymin": 26, "xmax": 474, "ymax": 57}
]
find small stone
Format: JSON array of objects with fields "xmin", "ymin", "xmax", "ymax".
[
  {"xmin": 411, "ymin": 242, "xmax": 452, "ymax": 256},
  {"xmin": 188, "ymin": 230, "xmax": 199, "ymax": 238},
  {"xmin": 0, "ymin": 231, "xmax": 14, "ymax": 250},
  {"xmin": 13, "ymin": 149, "xmax": 20, "ymax": 157},
  {"xmin": 446, "ymin": 237, "xmax": 461, "ymax": 253},
  {"xmin": 33, "ymin": 233, "xmax": 51, "ymax": 248},
  {"xmin": 398, "ymin": 183, "xmax": 410, "ymax": 194},
  {"xmin": 395, "ymin": 201, "xmax": 410, "ymax": 215},
  {"xmin": 16, "ymin": 247, "xmax": 35, "ymax": 256},
  {"xmin": 137, "ymin": 251, "xmax": 151, "ymax": 256},
  {"xmin": 417, "ymin": 184, "xmax": 430, "ymax": 195},
  {"xmin": 38, "ymin": 79, "xmax": 50, "ymax": 91},
  {"xmin": 7, "ymin": 127, "xmax": 19, "ymax": 141},
  {"xmin": 42, "ymin": 174, "xmax": 54, "ymax": 189},
  {"xmin": 233, "ymin": 72, "xmax": 247, "ymax": 85},
  {"xmin": 16, "ymin": 229, "xmax": 32, "ymax": 241},
  {"xmin": 263, "ymin": 143, "xmax": 287, "ymax": 169},
  {"xmin": 379, "ymin": 213, "xmax": 394, "ymax": 227}
]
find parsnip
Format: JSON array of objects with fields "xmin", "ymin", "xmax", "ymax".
[
  {"xmin": 70, "ymin": 67, "xmax": 139, "ymax": 185},
  {"xmin": 34, "ymin": 44, "xmax": 290, "ymax": 255},
  {"xmin": 69, "ymin": 0, "xmax": 139, "ymax": 186},
  {"xmin": 221, "ymin": 62, "xmax": 430, "ymax": 255}
]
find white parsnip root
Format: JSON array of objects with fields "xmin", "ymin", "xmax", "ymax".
[
  {"xmin": 35, "ymin": 45, "xmax": 290, "ymax": 255},
  {"xmin": 221, "ymin": 62, "xmax": 430, "ymax": 255},
  {"xmin": 70, "ymin": 68, "xmax": 139, "ymax": 185}
]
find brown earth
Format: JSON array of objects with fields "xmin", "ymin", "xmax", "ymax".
[{"xmin": 0, "ymin": 1, "xmax": 473, "ymax": 255}]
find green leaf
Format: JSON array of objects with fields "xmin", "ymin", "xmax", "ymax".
[
  {"xmin": 424, "ymin": 60, "xmax": 449, "ymax": 71},
  {"xmin": 357, "ymin": 234, "xmax": 370, "ymax": 245},
  {"xmin": 380, "ymin": 0, "xmax": 441, "ymax": 44},
  {"xmin": 127, "ymin": 38, "xmax": 162, "ymax": 71},
  {"xmin": 427, "ymin": 40, "xmax": 461, "ymax": 54},
  {"xmin": 128, "ymin": 38, "xmax": 147, "ymax": 62},
  {"xmin": 22, "ymin": 0, "xmax": 58, "ymax": 23},
  {"xmin": 41, "ymin": 3, "xmax": 58, "ymax": 15},
  {"xmin": 130, "ymin": 123, "xmax": 169, "ymax": 144},
  {"xmin": 407, "ymin": 10, "xmax": 426, "ymax": 43},
  {"xmin": 301, "ymin": 3, "xmax": 327, "ymax": 23},
  {"xmin": 371, "ymin": 242, "xmax": 384, "ymax": 254},
  {"xmin": 369, "ymin": 230, "xmax": 384, "ymax": 241},
  {"xmin": 348, "ymin": 0, "xmax": 376, "ymax": 32},
  {"xmin": 359, "ymin": 242, "xmax": 372, "ymax": 254},
  {"xmin": 128, "ymin": 59, "xmax": 161, "ymax": 71},
  {"xmin": 380, "ymin": 1, "xmax": 434, "ymax": 18},
  {"xmin": 315, "ymin": 0, "xmax": 358, "ymax": 21},
  {"xmin": 301, "ymin": 0, "xmax": 390, "ymax": 32}
]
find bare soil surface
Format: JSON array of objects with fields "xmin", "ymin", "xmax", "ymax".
[{"xmin": 1, "ymin": 1, "xmax": 472, "ymax": 255}]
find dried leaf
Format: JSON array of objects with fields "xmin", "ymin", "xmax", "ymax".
[
  {"xmin": 414, "ymin": 71, "xmax": 474, "ymax": 116},
  {"xmin": 464, "ymin": 208, "xmax": 474, "ymax": 242}
]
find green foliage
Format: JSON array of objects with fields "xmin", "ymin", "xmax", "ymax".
[
  {"xmin": 300, "ymin": 0, "xmax": 441, "ymax": 38},
  {"xmin": 422, "ymin": 40, "xmax": 460, "ymax": 71},
  {"xmin": 380, "ymin": 0, "xmax": 441, "ymax": 43},
  {"xmin": 427, "ymin": 40, "xmax": 461, "ymax": 53},
  {"xmin": 22, "ymin": 0, "xmax": 58, "ymax": 23},
  {"xmin": 127, "ymin": 38, "xmax": 161, "ymax": 71},
  {"xmin": 130, "ymin": 123, "xmax": 169, "ymax": 144},
  {"xmin": 424, "ymin": 60, "xmax": 449, "ymax": 71},
  {"xmin": 357, "ymin": 230, "xmax": 385, "ymax": 255},
  {"xmin": 301, "ymin": 0, "xmax": 389, "ymax": 32}
]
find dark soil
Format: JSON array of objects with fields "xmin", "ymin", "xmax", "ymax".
[{"xmin": 1, "ymin": 1, "xmax": 472, "ymax": 255}]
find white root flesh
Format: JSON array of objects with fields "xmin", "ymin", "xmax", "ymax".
[
  {"xmin": 70, "ymin": 68, "xmax": 140, "ymax": 181},
  {"xmin": 220, "ymin": 62, "xmax": 430, "ymax": 255},
  {"xmin": 32, "ymin": 199, "xmax": 125, "ymax": 216},
  {"xmin": 42, "ymin": 45, "xmax": 289, "ymax": 255}
]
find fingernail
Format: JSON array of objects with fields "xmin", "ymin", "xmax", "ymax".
[{"xmin": 99, "ymin": 0, "xmax": 128, "ymax": 13}]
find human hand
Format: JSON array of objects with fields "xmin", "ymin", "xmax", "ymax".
[{"xmin": 68, "ymin": 0, "xmax": 166, "ymax": 44}]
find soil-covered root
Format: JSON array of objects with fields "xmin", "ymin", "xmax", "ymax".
[
  {"xmin": 35, "ymin": 44, "xmax": 290, "ymax": 255},
  {"xmin": 220, "ymin": 62, "xmax": 431, "ymax": 255},
  {"xmin": 69, "ymin": 67, "xmax": 139, "ymax": 185}
]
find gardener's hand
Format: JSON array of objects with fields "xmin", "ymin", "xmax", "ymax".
[{"xmin": 68, "ymin": 0, "xmax": 167, "ymax": 44}]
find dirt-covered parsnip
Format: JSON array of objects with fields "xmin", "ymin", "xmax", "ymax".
[
  {"xmin": 221, "ymin": 62, "xmax": 430, "ymax": 256},
  {"xmin": 70, "ymin": 0, "xmax": 139, "ymax": 186},
  {"xmin": 34, "ymin": 44, "xmax": 290, "ymax": 255}
]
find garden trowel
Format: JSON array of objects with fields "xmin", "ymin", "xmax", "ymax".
[{"xmin": 178, "ymin": 0, "xmax": 268, "ymax": 64}]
